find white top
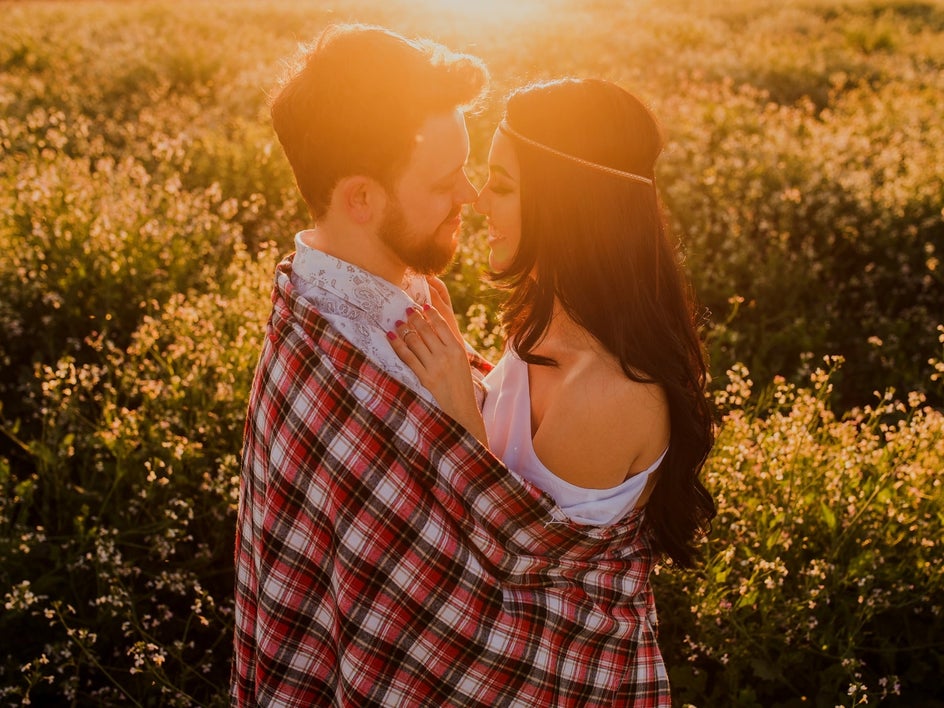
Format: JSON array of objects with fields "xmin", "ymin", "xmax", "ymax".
[
  {"xmin": 482, "ymin": 351, "xmax": 666, "ymax": 526},
  {"xmin": 290, "ymin": 230, "xmax": 435, "ymax": 402}
]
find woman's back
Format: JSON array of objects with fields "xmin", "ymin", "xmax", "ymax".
[
  {"xmin": 527, "ymin": 337, "xmax": 670, "ymax": 491},
  {"xmin": 483, "ymin": 341, "xmax": 669, "ymax": 525}
]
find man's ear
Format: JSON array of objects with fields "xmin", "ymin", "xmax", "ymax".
[{"xmin": 335, "ymin": 176, "xmax": 387, "ymax": 225}]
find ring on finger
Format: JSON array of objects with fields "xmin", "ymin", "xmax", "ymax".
[{"xmin": 401, "ymin": 328, "xmax": 417, "ymax": 338}]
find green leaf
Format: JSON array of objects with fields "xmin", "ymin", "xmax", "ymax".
[{"xmin": 820, "ymin": 501, "xmax": 837, "ymax": 532}]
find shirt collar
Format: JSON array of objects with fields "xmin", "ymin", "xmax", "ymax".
[{"xmin": 292, "ymin": 230, "xmax": 431, "ymax": 330}]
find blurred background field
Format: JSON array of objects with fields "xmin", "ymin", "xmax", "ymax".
[{"xmin": 1, "ymin": 0, "xmax": 942, "ymax": 705}]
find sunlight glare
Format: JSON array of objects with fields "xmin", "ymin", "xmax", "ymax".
[{"xmin": 407, "ymin": 0, "xmax": 557, "ymax": 29}]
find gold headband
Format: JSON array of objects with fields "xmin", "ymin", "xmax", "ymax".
[{"xmin": 499, "ymin": 120, "xmax": 654, "ymax": 186}]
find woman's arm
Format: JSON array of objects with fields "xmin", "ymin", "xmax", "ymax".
[{"xmin": 388, "ymin": 304, "xmax": 488, "ymax": 446}]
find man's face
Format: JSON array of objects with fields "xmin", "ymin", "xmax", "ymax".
[{"xmin": 379, "ymin": 110, "xmax": 477, "ymax": 275}]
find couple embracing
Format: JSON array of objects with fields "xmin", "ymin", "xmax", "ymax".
[{"xmin": 233, "ymin": 23, "xmax": 715, "ymax": 707}]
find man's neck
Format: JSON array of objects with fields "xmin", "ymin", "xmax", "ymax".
[{"xmin": 301, "ymin": 223, "xmax": 407, "ymax": 287}]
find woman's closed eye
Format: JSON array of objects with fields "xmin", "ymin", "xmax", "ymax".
[{"xmin": 485, "ymin": 180, "xmax": 514, "ymax": 196}]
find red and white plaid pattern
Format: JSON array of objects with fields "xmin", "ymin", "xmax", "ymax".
[{"xmin": 232, "ymin": 256, "xmax": 671, "ymax": 707}]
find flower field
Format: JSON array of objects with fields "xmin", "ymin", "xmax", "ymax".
[{"xmin": 1, "ymin": 0, "xmax": 942, "ymax": 704}]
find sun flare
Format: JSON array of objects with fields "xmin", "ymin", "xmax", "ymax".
[{"xmin": 405, "ymin": 0, "xmax": 557, "ymax": 27}]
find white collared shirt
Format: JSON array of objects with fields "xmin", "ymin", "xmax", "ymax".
[{"xmin": 290, "ymin": 230, "xmax": 435, "ymax": 402}]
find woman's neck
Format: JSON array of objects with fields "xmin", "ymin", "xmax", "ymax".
[{"xmin": 533, "ymin": 300, "xmax": 604, "ymax": 362}]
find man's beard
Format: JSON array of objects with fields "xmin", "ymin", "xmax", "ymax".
[{"xmin": 378, "ymin": 199, "xmax": 459, "ymax": 276}]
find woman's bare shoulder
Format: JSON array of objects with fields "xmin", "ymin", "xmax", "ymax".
[{"xmin": 532, "ymin": 359, "xmax": 670, "ymax": 489}]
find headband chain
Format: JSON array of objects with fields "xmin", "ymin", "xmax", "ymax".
[{"xmin": 499, "ymin": 121, "xmax": 654, "ymax": 186}]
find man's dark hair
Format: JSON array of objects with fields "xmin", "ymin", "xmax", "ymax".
[{"xmin": 270, "ymin": 24, "xmax": 488, "ymax": 219}]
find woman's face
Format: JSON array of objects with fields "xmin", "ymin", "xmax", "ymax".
[{"xmin": 474, "ymin": 128, "xmax": 521, "ymax": 272}]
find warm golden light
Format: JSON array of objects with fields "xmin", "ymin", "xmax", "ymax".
[{"xmin": 399, "ymin": 0, "xmax": 559, "ymax": 29}]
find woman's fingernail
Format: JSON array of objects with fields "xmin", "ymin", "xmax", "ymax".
[
  {"xmin": 386, "ymin": 331, "xmax": 397, "ymax": 340},
  {"xmin": 394, "ymin": 320, "xmax": 404, "ymax": 327},
  {"xmin": 405, "ymin": 307, "xmax": 415, "ymax": 315},
  {"xmin": 422, "ymin": 303, "xmax": 431, "ymax": 311}
]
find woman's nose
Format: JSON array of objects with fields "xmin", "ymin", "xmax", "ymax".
[
  {"xmin": 456, "ymin": 172, "xmax": 477, "ymax": 205},
  {"xmin": 473, "ymin": 188, "xmax": 489, "ymax": 216}
]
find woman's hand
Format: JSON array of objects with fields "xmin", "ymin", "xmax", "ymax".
[
  {"xmin": 425, "ymin": 276, "xmax": 463, "ymax": 342},
  {"xmin": 388, "ymin": 304, "xmax": 488, "ymax": 446}
]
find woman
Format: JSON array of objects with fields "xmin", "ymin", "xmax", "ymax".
[{"xmin": 389, "ymin": 78, "xmax": 714, "ymax": 568}]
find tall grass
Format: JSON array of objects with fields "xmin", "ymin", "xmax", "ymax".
[{"xmin": 1, "ymin": 0, "xmax": 942, "ymax": 704}]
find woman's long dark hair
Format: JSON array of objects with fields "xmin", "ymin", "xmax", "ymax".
[{"xmin": 495, "ymin": 78, "xmax": 715, "ymax": 567}]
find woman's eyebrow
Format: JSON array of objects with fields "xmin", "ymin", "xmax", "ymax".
[{"xmin": 489, "ymin": 164, "xmax": 516, "ymax": 181}]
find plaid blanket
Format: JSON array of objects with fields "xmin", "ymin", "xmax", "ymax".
[{"xmin": 232, "ymin": 256, "xmax": 671, "ymax": 707}]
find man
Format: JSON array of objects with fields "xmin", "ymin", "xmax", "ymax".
[
  {"xmin": 266, "ymin": 24, "xmax": 485, "ymax": 402},
  {"xmin": 234, "ymin": 24, "xmax": 669, "ymax": 707}
]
